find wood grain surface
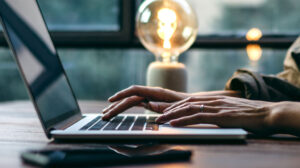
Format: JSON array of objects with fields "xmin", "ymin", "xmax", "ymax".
[{"xmin": 0, "ymin": 100, "xmax": 299, "ymax": 168}]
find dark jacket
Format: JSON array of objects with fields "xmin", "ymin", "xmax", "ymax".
[{"xmin": 226, "ymin": 37, "xmax": 300, "ymax": 102}]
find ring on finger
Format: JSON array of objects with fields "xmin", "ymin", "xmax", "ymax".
[{"xmin": 200, "ymin": 104, "xmax": 204, "ymax": 112}]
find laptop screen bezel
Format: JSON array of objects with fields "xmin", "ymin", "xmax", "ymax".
[{"xmin": 0, "ymin": 0, "xmax": 83, "ymax": 138}]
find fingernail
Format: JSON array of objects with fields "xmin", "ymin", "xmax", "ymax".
[
  {"xmin": 108, "ymin": 96, "xmax": 114, "ymax": 101},
  {"xmin": 109, "ymin": 94, "xmax": 118, "ymax": 101},
  {"xmin": 170, "ymin": 121, "xmax": 176, "ymax": 126},
  {"xmin": 170, "ymin": 120, "xmax": 179, "ymax": 127},
  {"xmin": 103, "ymin": 103, "xmax": 114, "ymax": 112},
  {"xmin": 102, "ymin": 107, "xmax": 108, "ymax": 112}
]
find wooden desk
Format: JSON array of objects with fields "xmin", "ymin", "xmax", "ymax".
[{"xmin": 0, "ymin": 101, "xmax": 300, "ymax": 168}]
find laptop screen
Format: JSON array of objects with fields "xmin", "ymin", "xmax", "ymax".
[{"xmin": 0, "ymin": 0, "xmax": 81, "ymax": 130}]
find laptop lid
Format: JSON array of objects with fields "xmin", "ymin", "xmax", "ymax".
[{"xmin": 0, "ymin": 0, "xmax": 82, "ymax": 138}]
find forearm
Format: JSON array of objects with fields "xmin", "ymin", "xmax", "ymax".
[
  {"xmin": 269, "ymin": 102, "xmax": 300, "ymax": 137},
  {"xmin": 189, "ymin": 90, "xmax": 242, "ymax": 98}
]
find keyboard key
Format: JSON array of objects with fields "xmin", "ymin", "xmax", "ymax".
[
  {"xmin": 89, "ymin": 119, "xmax": 109, "ymax": 130},
  {"xmin": 79, "ymin": 116, "xmax": 101, "ymax": 130},
  {"xmin": 146, "ymin": 116, "xmax": 159, "ymax": 131},
  {"xmin": 131, "ymin": 116, "xmax": 146, "ymax": 131},
  {"xmin": 103, "ymin": 116, "xmax": 124, "ymax": 130},
  {"xmin": 117, "ymin": 116, "xmax": 135, "ymax": 130},
  {"xmin": 147, "ymin": 116, "xmax": 158, "ymax": 123},
  {"xmin": 146, "ymin": 123, "xmax": 159, "ymax": 131},
  {"xmin": 82, "ymin": 116, "xmax": 158, "ymax": 131}
]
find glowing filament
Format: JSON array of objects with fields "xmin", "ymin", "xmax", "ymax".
[
  {"xmin": 246, "ymin": 28, "xmax": 262, "ymax": 41},
  {"xmin": 157, "ymin": 8, "xmax": 177, "ymax": 49}
]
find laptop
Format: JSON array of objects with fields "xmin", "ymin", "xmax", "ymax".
[{"xmin": 0, "ymin": 0, "xmax": 246, "ymax": 141}]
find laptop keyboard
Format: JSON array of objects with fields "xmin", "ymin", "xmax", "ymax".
[
  {"xmin": 79, "ymin": 116, "xmax": 159, "ymax": 131},
  {"xmin": 117, "ymin": 116, "xmax": 135, "ymax": 130},
  {"xmin": 131, "ymin": 116, "xmax": 147, "ymax": 130},
  {"xmin": 103, "ymin": 116, "xmax": 124, "ymax": 130},
  {"xmin": 79, "ymin": 116, "xmax": 101, "ymax": 130},
  {"xmin": 89, "ymin": 119, "xmax": 108, "ymax": 131}
]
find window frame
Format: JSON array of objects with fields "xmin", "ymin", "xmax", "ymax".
[
  {"xmin": 43, "ymin": 0, "xmax": 136, "ymax": 48},
  {"xmin": 0, "ymin": 0, "xmax": 298, "ymax": 49}
]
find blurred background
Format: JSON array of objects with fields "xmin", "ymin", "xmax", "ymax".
[{"xmin": 0, "ymin": 0, "xmax": 299, "ymax": 102}]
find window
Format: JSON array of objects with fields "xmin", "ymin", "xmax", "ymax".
[
  {"xmin": 187, "ymin": 0, "xmax": 299, "ymax": 48},
  {"xmin": 0, "ymin": 0, "xmax": 296, "ymax": 102},
  {"xmin": 0, "ymin": 47, "xmax": 286, "ymax": 101},
  {"xmin": 189, "ymin": 0, "xmax": 300, "ymax": 34},
  {"xmin": 38, "ymin": 0, "xmax": 120, "ymax": 31}
]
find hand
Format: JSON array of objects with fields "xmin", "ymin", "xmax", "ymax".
[
  {"xmin": 156, "ymin": 96, "xmax": 276, "ymax": 135},
  {"xmin": 102, "ymin": 85, "xmax": 188, "ymax": 120}
]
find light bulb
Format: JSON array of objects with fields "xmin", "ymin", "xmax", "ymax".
[
  {"xmin": 246, "ymin": 28, "xmax": 262, "ymax": 41},
  {"xmin": 246, "ymin": 28, "xmax": 263, "ymax": 62},
  {"xmin": 136, "ymin": 0, "xmax": 198, "ymax": 63}
]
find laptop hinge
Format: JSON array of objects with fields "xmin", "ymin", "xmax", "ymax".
[{"xmin": 51, "ymin": 113, "xmax": 83, "ymax": 131}]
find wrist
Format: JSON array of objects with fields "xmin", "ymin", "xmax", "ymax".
[{"xmin": 268, "ymin": 102, "xmax": 300, "ymax": 136}]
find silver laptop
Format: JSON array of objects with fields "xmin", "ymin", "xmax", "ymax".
[{"xmin": 0, "ymin": 0, "xmax": 246, "ymax": 141}]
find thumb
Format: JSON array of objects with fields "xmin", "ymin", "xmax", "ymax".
[{"xmin": 142, "ymin": 102, "xmax": 173, "ymax": 113}]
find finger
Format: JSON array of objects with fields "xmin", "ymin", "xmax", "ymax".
[
  {"xmin": 102, "ymin": 96, "xmax": 144, "ymax": 120},
  {"xmin": 164, "ymin": 100, "xmax": 219, "ymax": 114},
  {"xmin": 156, "ymin": 105, "xmax": 199, "ymax": 123},
  {"xmin": 163, "ymin": 102, "xmax": 187, "ymax": 114},
  {"xmin": 157, "ymin": 105, "xmax": 219, "ymax": 123},
  {"xmin": 163, "ymin": 96, "xmax": 222, "ymax": 112},
  {"xmin": 142, "ymin": 102, "xmax": 172, "ymax": 113},
  {"xmin": 164, "ymin": 98, "xmax": 190, "ymax": 112},
  {"xmin": 108, "ymin": 85, "xmax": 180, "ymax": 103},
  {"xmin": 102, "ymin": 101, "xmax": 121, "ymax": 114},
  {"xmin": 108, "ymin": 85, "xmax": 158, "ymax": 102},
  {"xmin": 169, "ymin": 113, "xmax": 220, "ymax": 127}
]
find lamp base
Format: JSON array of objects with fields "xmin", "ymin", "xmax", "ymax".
[{"xmin": 146, "ymin": 61, "xmax": 187, "ymax": 92}]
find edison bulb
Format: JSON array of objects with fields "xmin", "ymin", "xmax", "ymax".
[
  {"xmin": 136, "ymin": 0, "xmax": 198, "ymax": 63},
  {"xmin": 246, "ymin": 28, "xmax": 262, "ymax": 41}
]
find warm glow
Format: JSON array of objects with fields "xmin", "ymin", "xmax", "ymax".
[
  {"xmin": 157, "ymin": 8, "xmax": 177, "ymax": 49},
  {"xmin": 136, "ymin": 0, "xmax": 198, "ymax": 63},
  {"xmin": 246, "ymin": 28, "xmax": 262, "ymax": 41},
  {"xmin": 246, "ymin": 44, "xmax": 262, "ymax": 61}
]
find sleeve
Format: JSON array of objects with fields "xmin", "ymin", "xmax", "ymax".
[
  {"xmin": 277, "ymin": 37, "xmax": 300, "ymax": 87},
  {"xmin": 225, "ymin": 37, "xmax": 300, "ymax": 102}
]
